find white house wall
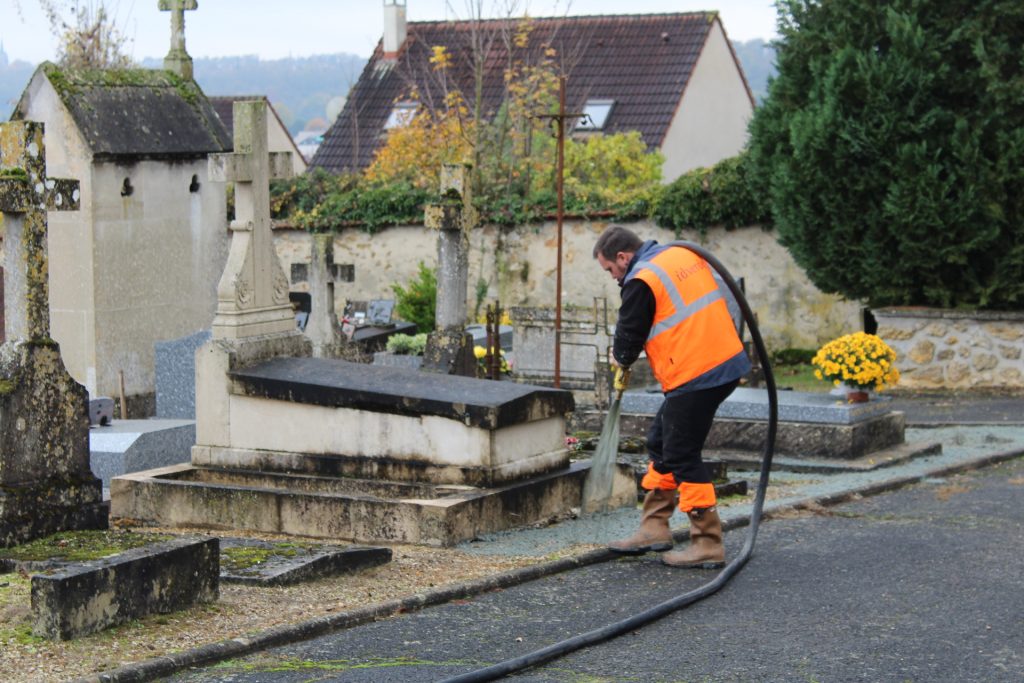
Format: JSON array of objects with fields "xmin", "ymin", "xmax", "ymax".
[
  {"xmin": 659, "ymin": 18, "xmax": 754, "ymax": 182},
  {"xmin": 266, "ymin": 107, "xmax": 307, "ymax": 175}
]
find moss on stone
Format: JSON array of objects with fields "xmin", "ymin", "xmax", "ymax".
[
  {"xmin": 43, "ymin": 62, "xmax": 203, "ymax": 110},
  {"xmin": 0, "ymin": 167, "xmax": 28, "ymax": 181},
  {"xmin": 220, "ymin": 542, "xmax": 311, "ymax": 571},
  {"xmin": 0, "ymin": 530, "xmax": 172, "ymax": 563}
]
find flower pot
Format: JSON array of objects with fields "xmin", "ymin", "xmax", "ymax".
[{"xmin": 847, "ymin": 389, "xmax": 870, "ymax": 403}]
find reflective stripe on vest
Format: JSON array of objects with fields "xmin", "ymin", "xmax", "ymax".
[
  {"xmin": 632, "ymin": 259, "xmax": 724, "ymax": 342},
  {"xmin": 631, "ymin": 246, "xmax": 742, "ymax": 391}
]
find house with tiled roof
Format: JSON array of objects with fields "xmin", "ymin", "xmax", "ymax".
[
  {"xmin": 9, "ymin": 61, "xmax": 231, "ymax": 410},
  {"xmin": 312, "ymin": 5, "xmax": 755, "ymax": 182},
  {"xmin": 210, "ymin": 95, "xmax": 307, "ymax": 172}
]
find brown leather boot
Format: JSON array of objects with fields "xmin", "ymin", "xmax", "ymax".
[
  {"xmin": 608, "ymin": 489, "xmax": 676, "ymax": 554},
  {"xmin": 661, "ymin": 506, "xmax": 725, "ymax": 569}
]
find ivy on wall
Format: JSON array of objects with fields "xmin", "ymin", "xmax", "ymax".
[{"xmin": 270, "ymin": 151, "xmax": 771, "ymax": 235}]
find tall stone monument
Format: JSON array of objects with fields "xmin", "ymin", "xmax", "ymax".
[
  {"xmin": 422, "ymin": 164, "xmax": 476, "ymax": 376},
  {"xmin": 194, "ymin": 99, "xmax": 310, "ymax": 449},
  {"xmin": 0, "ymin": 121, "xmax": 105, "ymax": 547}
]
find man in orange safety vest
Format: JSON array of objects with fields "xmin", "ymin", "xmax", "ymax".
[{"xmin": 594, "ymin": 225, "xmax": 750, "ymax": 568}]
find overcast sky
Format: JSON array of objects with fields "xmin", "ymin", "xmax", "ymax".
[{"xmin": 1, "ymin": 1, "xmax": 779, "ymax": 65}]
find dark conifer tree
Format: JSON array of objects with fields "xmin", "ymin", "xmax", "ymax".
[{"xmin": 748, "ymin": 0, "xmax": 1024, "ymax": 309}]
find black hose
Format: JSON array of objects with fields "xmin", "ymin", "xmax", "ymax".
[{"xmin": 439, "ymin": 241, "xmax": 778, "ymax": 683}]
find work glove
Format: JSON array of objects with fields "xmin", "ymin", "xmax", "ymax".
[{"xmin": 613, "ymin": 366, "xmax": 631, "ymax": 394}]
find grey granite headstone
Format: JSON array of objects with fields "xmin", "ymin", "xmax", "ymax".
[
  {"xmin": 90, "ymin": 419, "xmax": 195, "ymax": 491},
  {"xmin": 622, "ymin": 386, "xmax": 892, "ymax": 426},
  {"xmin": 466, "ymin": 323, "xmax": 514, "ymax": 351},
  {"xmin": 154, "ymin": 329, "xmax": 210, "ymax": 418}
]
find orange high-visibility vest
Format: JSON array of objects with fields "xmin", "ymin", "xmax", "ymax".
[{"xmin": 629, "ymin": 245, "xmax": 742, "ymax": 392}]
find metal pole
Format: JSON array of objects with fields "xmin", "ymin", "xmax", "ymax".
[{"xmin": 554, "ymin": 76, "xmax": 566, "ymax": 388}]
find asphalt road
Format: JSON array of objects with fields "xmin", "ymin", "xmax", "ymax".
[{"xmin": 168, "ymin": 456, "xmax": 1024, "ymax": 683}]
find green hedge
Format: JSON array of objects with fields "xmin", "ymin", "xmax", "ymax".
[
  {"xmin": 270, "ymin": 156, "xmax": 770, "ymax": 234},
  {"xmin": 653, "ymin": 151, "xmax": 771, "ymax": 236}
]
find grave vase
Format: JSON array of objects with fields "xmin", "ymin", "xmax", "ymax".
[{"xmin": 846, "ymin": 387, "xmax": 870, "ymax": 403}]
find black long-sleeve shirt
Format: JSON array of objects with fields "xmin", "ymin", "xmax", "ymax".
[{"xmin": 612, "ymin": 278, "xmax": 655, "ymax": 367}]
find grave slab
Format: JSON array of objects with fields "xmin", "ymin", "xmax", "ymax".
[
  {"xmin": 217, "ymin": 358, "xmax": 575, "ymax": 486},
  {"xmin": 30, "ymin": 536, "xmax": 218, "ymax": 640},
  {"xmin": 614, "ymin": 387, "xmax": 922, "ymax": 460},
  {"xmin": 219, "ymin": 539, "xmax": 392, "ymax": 586},
  {"xmin": 622, "ymin": 386, "xmax": 894, "ymax": 425},
  {"xmin": 89, "ymin": 418, "xmax": 195, "ymax": 491}
]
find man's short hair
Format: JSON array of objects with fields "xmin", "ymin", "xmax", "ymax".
[{"xmin": 593, "ymin": 225, "xmax": 643, "ymax": 260}]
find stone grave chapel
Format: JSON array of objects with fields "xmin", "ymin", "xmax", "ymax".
[{"xmin": 9, "ymin": 11, "xmax": 232, "ymax": 413}]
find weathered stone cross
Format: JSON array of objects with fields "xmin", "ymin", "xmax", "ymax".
[
  {"xmin": 208, "ymin": 99, "xmax": 295, "ymax": 339},
  {"xmin": 422, "ymin": 164, "xmax": 477, "ymax": 375},
  {"xmin": 159, "ymin": 0, "xmax": 197, "ymax": 80},
  {"xmin": 0, "ymin": 121, "xmax": 80, "ymax": 342}
]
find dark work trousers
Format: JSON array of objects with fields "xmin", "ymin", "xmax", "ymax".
[{"xmin": 647, "ymin": 379, "xmax": 740, "ymax": 484}]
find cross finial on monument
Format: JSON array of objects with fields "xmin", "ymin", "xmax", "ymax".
[
  {"xmin": 207, "ymin": 99, "xmax": 295, "ymax": 339},
  {"xmin": 159, "ymin": 0, "xmax": 198, "ymax": 80},
  {"xmin": 0, "ymin": 121, "xmax": 80, "ymax": 342}
]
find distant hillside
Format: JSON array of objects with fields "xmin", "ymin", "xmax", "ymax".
[
  {"xmin": 143, "ymin": 53, "xmax": 367, "ymax": 135},
  {"xmin": 0, "ymin": 53, "xmax": 366, "ymax": 135},
  {"xmin": 0, "ymin": 59, "xmax": 36, "ymax": 118},
  {"xmin": 732, "ymin": 38, "xmax": 776, "ymax": 102}
]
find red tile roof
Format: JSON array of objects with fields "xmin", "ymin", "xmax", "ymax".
[{"xmin": 312, "ymin": 12, "xmax": 737, "ymax": 174}]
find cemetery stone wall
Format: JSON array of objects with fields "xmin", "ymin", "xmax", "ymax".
[
  {"xmin": 272, "ymin": 218, "xmax": 862, "ymax": 353},
  {"xmin": 874, "ymin": 308, "xmax": 1024, "ymax": 391}
]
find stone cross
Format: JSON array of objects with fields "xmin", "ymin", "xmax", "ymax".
[
  {"xmin": 304, "ymin": 233, "xmax": 344, "ymax": 357},
  {"xmin": 208, "ymin": 99, "xmax": 295, "ymax": 339},
  {"xmin": 0, "ymin": 121, "xmax": 80, "ymax": 342},
  {"xmin": 159, "ymin": 0, "xmax": 197, "ymax": 80},
  {"xmin": 424, "ymin": 164, "xmax": 476, "ymax": 328},
  {"xmin": 422, "ymin": 164, "xmax": 477, "ymax": 375}
]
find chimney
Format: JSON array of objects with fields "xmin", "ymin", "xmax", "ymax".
[{"xmin": 383, "ymin": 0, "xmax": 407, "ymax": 59}]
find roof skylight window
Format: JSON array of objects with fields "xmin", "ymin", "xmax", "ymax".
[
  {"xmin": 576, "ymin": 99, "xmax": 615, "ymax": 131},
  {"xmin": 385, "ymin": 102, "xmax": 418, "ymax": 129}
]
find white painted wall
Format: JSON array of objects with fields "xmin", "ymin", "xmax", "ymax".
[
  {"xmin": 660, "ymin": 17, "xmax": 754, "ymax": 182},
  {"xmin": 266, "ymin": 106, "xmax": 306, "ymax": 175},
  {"xmin": 89, "ymin": 159, "xmax": 228, "ymax": 397}
]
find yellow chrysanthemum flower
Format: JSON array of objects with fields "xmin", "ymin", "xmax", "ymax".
[{"xmin": 812, "ymin": 333, "xmax": 900, "ymax": 392}]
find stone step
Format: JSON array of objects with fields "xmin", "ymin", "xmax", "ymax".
[{"xmin": 110, "ymin": 460, "xmax": 636, "ymax": 547}]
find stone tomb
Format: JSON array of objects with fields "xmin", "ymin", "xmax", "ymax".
[
  {"xmin": 618, "ymin": 386, "xmax": 940, "ymax": 468},
  {"xmin": 111, "ymin": 100, "xmax": 633, "ymax": 546},
  {"xmin": 112, "ymin": 360, "xmax": 635, "ymax": 545}
]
